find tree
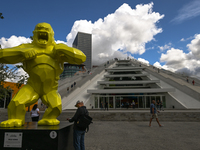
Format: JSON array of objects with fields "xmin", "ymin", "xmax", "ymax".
[
  {"xmin": 0, "ymin": 64, "xmax": 28, "ymax": 108},
  {"xmin": 0, "ymin": 13, "xmax": 4, "ymax": 19},
  {"xmin": 0, "ymin": 64, "xmax": 15, "ymax": 100},
  {"xmin": 0, "ymin": 63, "xmax": 27, "ymax": 99},
  {"xmin": 0, "ymin": 13, "xmax": 28, "ymax": 103},
  {"xmin": 0, "ymin": 13, "xmax": 28, "ymax": 106}
]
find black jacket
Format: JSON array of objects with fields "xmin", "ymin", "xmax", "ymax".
[{"xmin": 69, "ymin": 106, "xmax": 88, "ymax": 130}]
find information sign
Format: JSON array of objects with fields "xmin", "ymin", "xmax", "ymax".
[{"xmin": 4, "ymin": 132, "xmax": 23, "ymax": 148}]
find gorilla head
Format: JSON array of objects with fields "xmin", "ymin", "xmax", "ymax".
[{"xmin": 32, "ymin": 22, "xmax": 56, "ymax": 47}]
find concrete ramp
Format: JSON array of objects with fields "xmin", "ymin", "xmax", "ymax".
[
  {"xmin": 148, "ymin": 71, "xmax": 200, "ymax": 109},
  {"xmin": 62, "ymin": 71, "xmax": 105, "ymax": 109}
]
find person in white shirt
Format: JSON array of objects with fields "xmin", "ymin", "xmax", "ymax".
[{"xmin": 30, "ymin": 104, "xmax": 40, "ymax": 122}]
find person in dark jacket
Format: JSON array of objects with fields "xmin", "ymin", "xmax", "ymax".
[{"xmin": 67, "ymin": 100, "xmax": 88, "ymax": 150}]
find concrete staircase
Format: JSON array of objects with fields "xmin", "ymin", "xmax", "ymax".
[{"xmin": 60, "ymin": 60, "xmax": 115, "ymax": 110}]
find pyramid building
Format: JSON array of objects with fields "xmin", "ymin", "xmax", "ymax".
[
  {"xmin": 87, "ymin": 59, "xmax": 174, "ymax": 109},
  {"xmin": 60, "ymin": 59, "xmax": 200, "ymax": 110}
]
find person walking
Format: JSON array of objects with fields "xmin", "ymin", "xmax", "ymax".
[
  {"xmin": 132, "ymin": 101, "xmax": 135, "ymax": 109},
  {"xmin": 67, "ymin": 101, "xmax": 88, "ymax": 150},
  {"xmin": 30, "ymin": 104, "xmax": 40, "ymax": 122},
  {"xmin": 149, "ymin": 100, "xmax": 163, "ymax": 127},
  {"xmin": 192, "ymin": 80, "xmax": 195, "ymax": 85}
]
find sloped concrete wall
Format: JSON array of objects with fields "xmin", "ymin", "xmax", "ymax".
[
  {"xmin": 146, "ymin": 68, "xmax": 200, "ymax": 102},
  {"xmin": 149, "ymin": 74, "xmax": 200, "ymax": 109}
]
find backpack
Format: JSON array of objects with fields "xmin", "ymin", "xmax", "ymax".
[{"xmin": 76, "ymin": 109, "xmax": 93, "ymax": 132}]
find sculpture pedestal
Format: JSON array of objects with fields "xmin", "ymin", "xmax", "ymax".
[{"xmin": 0, "ymin": 121, "xmax": 74, "ymax": 150}]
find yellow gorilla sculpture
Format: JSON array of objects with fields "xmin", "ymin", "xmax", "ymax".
[{"xmin": 0, "ymin": 22, "xmax": 86, "ymax": 127}]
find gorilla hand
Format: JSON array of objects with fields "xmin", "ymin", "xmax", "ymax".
[{"xmin": 23, "ymin": 48, "xmax": 37, "ymax": 60}]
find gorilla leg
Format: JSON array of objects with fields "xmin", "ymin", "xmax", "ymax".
[
  {"xmin": 38, "ymin": 90, "xmax": 62, "ymax": 125},
  {"xmin": 1, "ymin": 84, "xmax": 39, "ymax": 127}
]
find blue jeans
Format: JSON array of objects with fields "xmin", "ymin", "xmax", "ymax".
[{"xmin": 73, "ymin": 129, "xmax": 86, "ymax": 150}]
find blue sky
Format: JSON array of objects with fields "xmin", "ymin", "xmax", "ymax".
[{"xmin": 1, "ymin": 0, "xmax": 200, "ymax": 76}]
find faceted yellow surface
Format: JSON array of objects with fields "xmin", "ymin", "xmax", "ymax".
[{"xmin": 0, "ymin": 22, "xmax": 86, "ymax": 127}]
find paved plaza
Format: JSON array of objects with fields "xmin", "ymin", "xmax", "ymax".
[
  {"xmin": 1, "ymin": 109, "xmax": 200, "ymax": 150},
  {"xmin": 85, "ymin": 121, "xmax": 200, "ymax": 150}
]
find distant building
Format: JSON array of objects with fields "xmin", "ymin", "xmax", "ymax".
[
  {"xmin": 60, "ymin": 63, "xmax": 85, "ymax": 79},
  {"xmin": 87, "ymin": 60, "xmax": 172, "ymax": 109},
  {"xmin": 73, "ymin": 32, "xmax": 92, "ymax": 70},
  {"xmin": 61, "ymin": 59, "xmax": 200, "ymax": 110}
]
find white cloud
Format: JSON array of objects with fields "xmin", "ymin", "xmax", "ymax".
[
  {"xmin": 159, "ymin": 48, "xmax": 199, "ymax": 73},
  {"xmin": 187, "ymin": 34, "xmax": 200, "ymax": 58},
  {"xmin": 158, "ymin": 43, "xmax": 171, "ymax": 52},
  {"xmin": 55, "ymin": 40, "xmax": 67, "ymax": 45},
  {"xmin": 98, "ymin": 53, "xmax": 109, "ymax": 58},
  {"xmin": 180, "ymin": 38, "xmax": 185, "ymax": 42},
  {"xmin": 153, "ymin": 61, "xmax": 162, "ymax": 68},
  {"xmin": 1, "ymin": 3, "xmax": 164, "ymax": 71},
  {"xmin": 180, "ymin": 36, "xmax": 194, "ymax": 42},
  {"xmin": 160, "ymin": 48, "xmax": 187, "ymax": 66},
  {"xmin": 0, "ymin": 35, "xmax": 32, "ymax": 48},
  {"xmin": 157, "ymin": 34, "xmax": 200, "ymax": 76},
  {"xmin": 66, "ymin": 2, "xmax": 164, "ymax": 66},
  {"xmin": 153, "ymin": 61, "xmax": 176, "ymax": 72},
  {"xmin": 171, "ymin": 0, "xmax": 200, "ymax": 23},
  {"xmin": 138, "ymin": 58, "xmax": 149, "ymax": 66},
  {"xmin": 0, "ymin": 35, "xmax": 67, "ymax": 48}
]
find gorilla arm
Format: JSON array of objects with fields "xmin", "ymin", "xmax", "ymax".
[
  {"xmin": 0, "ymin": 44, "xmax": 37, "ymax": 64},
  {"xmin": 54, "ymin": 43, "xmax": 86, "ymax": 64}
]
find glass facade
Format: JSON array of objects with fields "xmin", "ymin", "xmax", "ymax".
[
  {"xmin": 60, "ymin": 64, "xmax": 85, "ymax": 79},
  {"xmin": 94, "ymin": 95, "xmax": 166, "ymax": 109}
]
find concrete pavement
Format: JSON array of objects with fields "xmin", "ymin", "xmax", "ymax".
[
  {"xmin": 85, "ymin": 121, "xmax": 200, "ymax": 150},
  {"xmin": 1, "ymin": 108, "xmax": 200, "ymax": 150},
  {"xmin": 1, "ymin": 109, "xmax": 200, "ymax": 122}
]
